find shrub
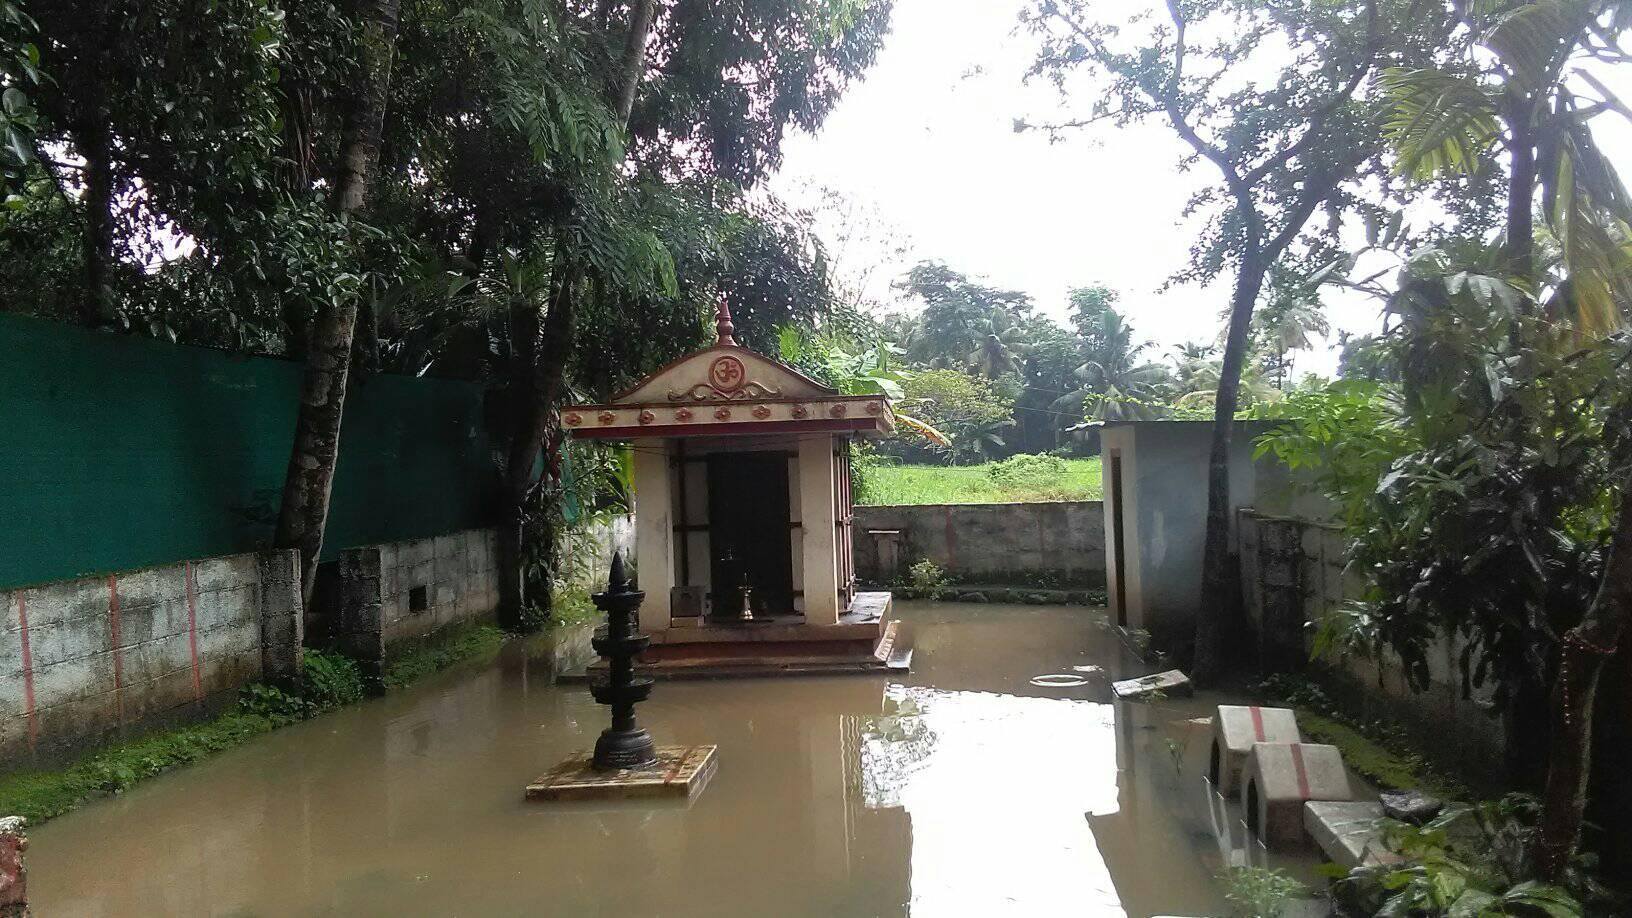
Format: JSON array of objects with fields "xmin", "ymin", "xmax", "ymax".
[
  {"xmin": 301, "ymin": 649, "xmax": 367, "ymax": 709},
  {"xmin": 984, "ymin": 453, "xmax": 1068, "ymax": 489},
  {"xmin": 906, "ymin": 559, "xmax": 947, "ymax": 599},
  {"xmin": 1221, "ymin": 867, "xmax": 1308, "ymax": 918}
]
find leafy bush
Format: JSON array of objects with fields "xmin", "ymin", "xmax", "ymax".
[
  {"xmin": 549, "ymin": 589, "xmax": 600, "ymax": 627},
  {"xmin": 301, "ymin": 649, "xmax": 366, "ymax": 709},
  {"xmin": 906, "ymin": 559, "xmax": 947, "ymax": 599},
  {"xmin": 1221, "ymin": 867, "xmax": 1308, "ymax": 918},
  {"xmin": 984, "ymin": 453, "xmax": 1068, "ymax": 489},
  {"xmin": 1332, "ymin": 797, "xmax": 1612, "ymax": 916}
]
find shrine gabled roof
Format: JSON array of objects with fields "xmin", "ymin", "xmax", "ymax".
[
  {"xmin": 563, "ymin": 299, "xmax": 893, "ymax": 441},
  {"xmin": 607, "ymin": 343, "xmax": 837, "ymax": 405}
]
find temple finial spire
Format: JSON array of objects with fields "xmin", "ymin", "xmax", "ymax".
[{"xmin": 714, "ymin": 295, "xmax": 737, "ymax": 347}]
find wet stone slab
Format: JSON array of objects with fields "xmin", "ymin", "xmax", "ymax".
[{"xmin": 526, "ymin": 745, "xmax": 719, "ymax": 802}]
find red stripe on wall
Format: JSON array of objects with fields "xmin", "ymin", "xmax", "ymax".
[
  {"xmin": 107, "ymin": 575, "xmax": 124, "ymax": 724},
  {"xmin": 15, "ymin": 593, "xmax": 36, "ymax": 751},
  {"xmin": 1290, "ymin": 743, "xmax": 1312, "ymax": 800},
  {"xmin": 184, "ymin": 562, "xmax": 203, "ymax": 703},
  {"xmin": 1249, "ymin": 706, "xmax": 1266, "ymax": 742}
]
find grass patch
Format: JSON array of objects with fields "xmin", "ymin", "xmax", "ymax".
[
  {"xmin": 1259, "ymin": 674, "xmax": 1469, "ymax": 799},
  {"xmin": 0, "ymin": 621, "xmax": 512, "ymax": 827},
  {"xmin": 860, "ymin": 456, "xmax": 1103, "ymax": 505},
  {"xmin": 1296, "ymin": 712, "xmax": 1465, "ymax": 799},
  {"xmin": 382, "ymin": 621, "xmax": 507, "ymax": 690}
]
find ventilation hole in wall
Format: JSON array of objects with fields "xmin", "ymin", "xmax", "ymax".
[{"xmin": 409, "ymin": 585, "xmax": 429, "ymax": 613}]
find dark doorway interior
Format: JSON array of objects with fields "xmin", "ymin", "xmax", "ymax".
[
  {"xmin": 707, "ymin": 451, "xmax": 794, "ymax": 617},
  {"xmin": 1110, "ymin": 452, "xmax": 1128, "ymax": 627}
]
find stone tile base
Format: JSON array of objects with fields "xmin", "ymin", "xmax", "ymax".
[{"xmin": 526, "ymin": 744, "xmax": 718, "ymax": 802}]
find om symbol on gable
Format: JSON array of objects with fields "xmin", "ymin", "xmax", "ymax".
[{"xmin": 709, "ymin": 355, "xmax": 746, "ymax": 393}]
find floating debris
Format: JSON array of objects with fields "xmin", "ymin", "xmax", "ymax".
[
  {"xmin": 1111, "ymin": 669, "xmax": 1193, "ymax": 701},
  {"xmin": 1030, "ymin": 673, "xmax": 1092, "ymax": 688}
]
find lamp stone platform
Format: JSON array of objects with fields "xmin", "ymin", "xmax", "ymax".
[
  {"xmin": 527, "ymin": 553, "xmax": 717, "ymax": 803},
  {"xmin": 1209, "ymin": 705, "xmax": 1302, "ymax": 795},
  {"xmin": 526, "ymin": 744, "xmax": 719, "ymax": 801}
]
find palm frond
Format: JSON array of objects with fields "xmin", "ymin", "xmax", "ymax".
[{"xmin": 1380, "ymin": 67, "xmax": 1502, "ymax": 181}]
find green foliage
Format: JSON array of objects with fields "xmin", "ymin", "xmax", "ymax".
[
  {"xmin": 0, "ymin": 1, "xmax": 43, "ymax": 197},
  {"xmin": 382, "ymin": 622, "xmax": 506, "ymax": 690},
  {"xmin": 906, "ymin": 559, "xmax": 948, "ymax": 600},
  {"xmin": 1220, "ymin": 866, "xmax": 1308, "ymax": 918},
  {"xmin": 1333, "ymin": 798, "xmax": 1611, "ymax": 917},
  {"xmin": 1251, "ymin": 379, "xmax": 1416, "ymax": 526},
  {"xmin": 894, "ymin": 369, "xmax": 1018, "ymax": 464},
  {"xmin": 984, "ymin": 453, "xmax": 1069, "ymax": 490},
  {"xmin": 547, "ymin": 588, "xmax": 600, "ymax": 629},
  {"xmin": 858, "ymin": 458, "xmax": 1103, "ymax": 505},
  {"xmin": 1316, "ymin": 249, "xmax": 1632, "ymax": 719}
]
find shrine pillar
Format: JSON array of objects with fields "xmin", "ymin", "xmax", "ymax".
[
  {"xmin": 798, "ymin": 434, "xmax": 841, "ymax": 625},
  {"xmin": 632, "ymin": 439, "xmax": 674, "ymax": 632}
]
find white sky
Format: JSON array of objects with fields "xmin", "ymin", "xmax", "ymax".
[{"xmin": 770, "ymin": 0, "xmax": 1632, "ymax": 378}]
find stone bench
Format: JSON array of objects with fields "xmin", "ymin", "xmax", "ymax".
[{"xmin": 1303, "ymin": 800, "xmax": 1401, "ymax": 869}]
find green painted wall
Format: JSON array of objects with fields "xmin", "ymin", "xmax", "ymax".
[{"xmin": 0, "ymin": 314, "xmax": 496, "ymax": 589}]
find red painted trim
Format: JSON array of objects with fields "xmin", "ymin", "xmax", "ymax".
[
  {"xmin": 107, "ymin": 575, "xmax": 124, "ymax": 723},
  {"xmin": 15, "ymin": 593, "xmax": 36, "ymax": 751},
  {"xmin": 568, "ymin": 393, "xmax": 885, "ymax": 412},
  {"xmin": 1249, "ymin": 706, "xmax": 1266, "ymax": 742},
  {"xmin": 1290, "ymin": 743, "xmax": 1312, "ymax": 800},
  {"xmin": 569, "ymin": 417, "xmax": 882, "ymax": 440},
  {"xmin": 184, "ymin": 562, "xmax": 203, "ymax": 703}
]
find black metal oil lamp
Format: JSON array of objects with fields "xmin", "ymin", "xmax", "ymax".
[{"xmin": 589, "ymin": 551, "xmax": 658, "ymax": 770}]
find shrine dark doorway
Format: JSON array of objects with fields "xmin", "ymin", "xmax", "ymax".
[{"xmin": 707, "ymin": 452, "xmax": 794, "ymax": 617}]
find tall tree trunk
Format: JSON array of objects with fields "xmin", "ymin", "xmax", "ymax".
[
  {"xmin": 1504, "ymin": 91, "xmax": 1537, "ymax": 288},
  {"xmin": 1531, "ymin": 472, "xmax": 1632, "ymax": 881},
  {"xmin": 614, "ymin": 0, "xmax": 657, "ymax": 124},
  {"xmin": 274, "ymin": 303, "xmax": 359, "ymax": 602},
  {"xmin": 493, "ymin": 4, "xmax": 658, "ymax": 628},
  {"xmin": 1191, "ymin": 255, "xmax": 1268, "ymax": 684},
  {"xmin": 496, "ymin": 266, "xmax": 578, "ymax": 629},
  {"xmin": 77, "ymin": 113, "xmax": 116, "ymax": 328},
  {"xmin": 273, "ymin": 0, "xmax": 402, "ymax": 604}
]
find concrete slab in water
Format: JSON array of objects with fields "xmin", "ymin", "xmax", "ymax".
[
  {"xmin": 526, "ymin": 745, "xmax": 719, "ymax": 801},
  {"xmin": 1303, "ymin": 800, "xmax": 1401, "ymax": 869},
  {"xmin": 1112, "ymin": 669, "xmax": 1193, "ymax": 701}
]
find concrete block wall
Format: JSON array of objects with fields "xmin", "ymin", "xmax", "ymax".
[
  {"xmin": 1236, "ymin": 508, "xmax": 1505, "ymax": 789},
  {"xmin": 0, "ymin": 550, "xmax": 302, "ymax": 762},
  {"xmin": 853, "ymin": 501, "xmax": 1106, "ymax": 587},
  {"xmin": 332, "ymin": 529, "xmax": 499, "ymax": 679}
]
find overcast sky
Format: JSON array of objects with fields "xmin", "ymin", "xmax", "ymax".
[{"xmin": 769, "ymin": 0, "xmax": 1632, "ymax": 378}]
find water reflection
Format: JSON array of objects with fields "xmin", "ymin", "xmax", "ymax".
[{"xmin": 29, "ymin": 602, "xmax": 1251, "ymax": 917}]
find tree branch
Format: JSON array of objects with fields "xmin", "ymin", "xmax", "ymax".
[{"xmin": 1240, "ymin": 0, "xmax": 1380, "ymax": 188}]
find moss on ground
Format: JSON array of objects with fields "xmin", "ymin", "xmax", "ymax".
[
  {"xmin": 1293, "ymin": 711, "xmax": 1468, "ymax": 800},
  {"xmin": 0, "ymin": 623, "xmax": 511, "ymax": 826},
  {"xmin": 382, "ymin": 621, "xmax": 507, "ymax": 690}
]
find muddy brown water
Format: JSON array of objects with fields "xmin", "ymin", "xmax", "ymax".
[{"xmin": 31, "ymin": 602, "xmax": 1305, "ymax": 917}]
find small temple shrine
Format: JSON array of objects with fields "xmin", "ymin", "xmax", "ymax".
[{"xmin": 562, "ymin": 301, "xmax": 906, "ymax": 675}]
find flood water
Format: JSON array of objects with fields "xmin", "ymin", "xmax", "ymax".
[{"xmin": 30, "ymin": 602, "xmax": 1295, "ymax": 917}]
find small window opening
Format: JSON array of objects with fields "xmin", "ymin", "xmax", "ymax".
[{"xmin": 409, "ymin": 585, "xmax": 429, "ymax": 612}]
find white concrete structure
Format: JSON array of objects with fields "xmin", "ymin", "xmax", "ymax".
[
  {"xmin": 1099, "ymin": 421, "xmax": 1290, "ymax": 640},
  {"xmin": 563, "ymin": 301, "xmax": 893, "ymax": 635},
  {"xmin": 1209, "ymin": 705, "xmax": 1303, "ymax": 795},
  {"xmin": 1241, "ymin": 742, "xmax": 1355, "ymax": 847}
]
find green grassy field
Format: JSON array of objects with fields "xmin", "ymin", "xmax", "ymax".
[{"xmin": 860, "ymin": 457, "xmax": 1103, "ymax": 505}]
